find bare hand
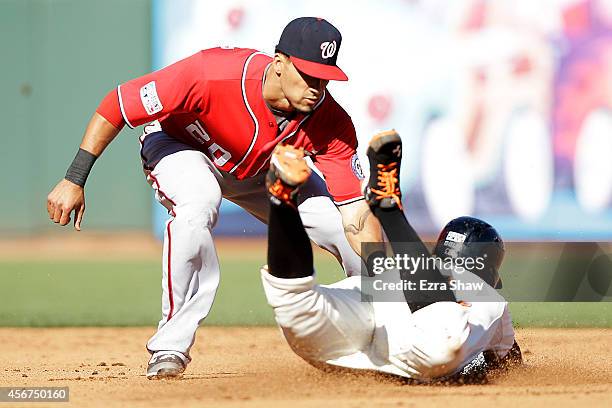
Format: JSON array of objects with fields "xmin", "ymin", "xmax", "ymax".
[{"xmin": 46, "ymin": 179, "xmax": 86, "ymax": 231}]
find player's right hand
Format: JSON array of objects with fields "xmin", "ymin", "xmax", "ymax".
[{"xmin": 46, "ymin": 179, "xmax": 86, "ymax": 231}]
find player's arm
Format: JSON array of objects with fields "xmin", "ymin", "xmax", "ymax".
[
  {"xmin": 46, "ymin": 52, "xmax": 207, "ymax": 230},
  {"xmin": 338, "ymin": 200, "xmax": 383, "ymax": 255},
  {"xmin": 46, "ymin": 112, "xmax": 121, "ymax": 230}
]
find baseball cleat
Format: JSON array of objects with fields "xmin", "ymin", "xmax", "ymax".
[
  {"xmin": 364, "ymin": 130, "xmax": 403, "ymax": 210},
  {"xmin": 266, "ymin": 144, "xmax": 312, "ymax": 207},
  {"xmin": 146, "ymin": 353, "xmax": 186, "ymax": 380}
]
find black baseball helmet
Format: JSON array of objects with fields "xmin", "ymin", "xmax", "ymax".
[{"xmin": 433, "ymin": 216, "xmax": 505, "ymax": 289}]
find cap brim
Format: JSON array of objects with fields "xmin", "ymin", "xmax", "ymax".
[{"xmin": 290, "ymin": 56, "xmax": 348, "ymax": 81}]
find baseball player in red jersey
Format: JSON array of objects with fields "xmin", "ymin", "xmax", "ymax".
[{"xmin": 46, "ymin": 17, "xmax": 383, "ymax": 378}]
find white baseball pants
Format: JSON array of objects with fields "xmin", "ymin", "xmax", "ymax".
[
  {"xmin": 261, "ymin": 269, "xmax": 514, "ymax": 380},
  {"xmin": 140, "ymin": 127, "xmax": 362, "ymax": 361}
]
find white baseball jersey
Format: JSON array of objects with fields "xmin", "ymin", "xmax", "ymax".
[{"xmin": 261, "ymin": 267, "xmax": 515, "ymax": 380}]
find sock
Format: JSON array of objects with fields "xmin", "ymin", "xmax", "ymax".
[
  {"xmin": 267, "ymin": 201, "xmax": 314, "ymax": 279},
  {"xmin": 373, "ymin": 206, "xmax": 456, "ymax": 311}
]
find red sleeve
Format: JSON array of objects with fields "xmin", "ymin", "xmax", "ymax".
[
  {"xmin": 96, "ymin": 89, "xmax": 125, "ymax": 129},
  {"xmin": 312, "ymin": 119, "xmax": 365, "ymax": 205},
  {"xmin": 117, "ymin": 51, "xmax": 207, "ymax": 128}
]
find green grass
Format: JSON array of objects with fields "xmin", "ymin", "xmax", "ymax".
[
  {"xmin": 508, "ymin": 302, "xmax": 612, "ymax": 327},
  {"xmin": 0, "ymin": 254, "xmax": 346, "ymax": 327},
  {"xmin": 1, "ymin": 256, "xmax": 611, "ymax": 327}
]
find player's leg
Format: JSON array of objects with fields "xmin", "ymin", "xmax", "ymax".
[
  {"xmin": 140, "ymin": 128, "xmax": 222, "ymax": 378},
  {"xmin": 265, "ymin": 145, "xmax": 313, "ymax": 279},
  {"xmin": 364, "ymin": 130, "xmax": 426, "ymax": 247},
  {"xmin": 262, "ymin": 145, "xmax": 374, "ymax": 363},
  {"xmin": 364, "ymin": 130, "xmax": 456, "ymax": 309}
]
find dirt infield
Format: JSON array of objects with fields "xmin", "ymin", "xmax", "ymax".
[{"xmin": 0, "ymin": 327, "xmax": 610, "ymax": 407}]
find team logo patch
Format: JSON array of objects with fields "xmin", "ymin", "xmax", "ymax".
[
  {"xmin": 320, "ymin": 41, "xmax": 337, "ymax": 59},
  {"xmin": 140, "ymin": 81, "xmax": 163, "ymax": 115},
  {"xmin": 351, "ymin": 154, "xmax": 365, "ymax": 180}
]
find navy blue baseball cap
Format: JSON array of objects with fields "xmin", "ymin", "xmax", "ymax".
[{"xmin": 276, "ymin": 17, "xmax": 348, "ymax": 81}]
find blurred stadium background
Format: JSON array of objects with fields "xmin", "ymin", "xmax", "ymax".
[{"xmin": 1, "ymin": 0, "xmax": 611, "ymax": 327}]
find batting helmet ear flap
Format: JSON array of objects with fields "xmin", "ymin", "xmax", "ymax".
[{"xmin": 434, "ymin": 216, "xmax": 505, "ymax": 289}]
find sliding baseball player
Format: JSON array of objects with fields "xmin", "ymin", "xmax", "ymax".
[{"xmin": 261, "ymin": 130, "xmax": 522, "ymax": 381}]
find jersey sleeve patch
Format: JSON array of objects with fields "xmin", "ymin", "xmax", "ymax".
[
  {"xmin": 351, "ymin": 154, "xmax": 365, "ymax": 180},
  {"xmin": 140, "ymin": 81, "xmax": 164, "ymax": 115}
]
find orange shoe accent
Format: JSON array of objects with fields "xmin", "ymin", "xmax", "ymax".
[
  {"xmin": 370, "ymin": 162, "xmax": 403, "ymax": 210},
  {"xmin": 268, "ymin": 178, "xmax": 298, "ymax": 208}
]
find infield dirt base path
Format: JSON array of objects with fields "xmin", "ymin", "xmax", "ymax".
[{"xmin": 0, "ymin": 327, "xmax": 610, "ymax": 407}]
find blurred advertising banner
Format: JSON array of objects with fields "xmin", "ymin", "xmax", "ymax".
[{"xmin": 153, "ymin": 0, "xmax": 612, "ymax": 239}]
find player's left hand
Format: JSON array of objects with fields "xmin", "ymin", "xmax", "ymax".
[{"xmin": 46, "ymin": 178, "xmax": 86, "ymax": 231}]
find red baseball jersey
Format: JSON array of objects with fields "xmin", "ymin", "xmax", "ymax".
[{"xmin": 108, "ymin": 47, "xmax": 363, "ymax": 205}]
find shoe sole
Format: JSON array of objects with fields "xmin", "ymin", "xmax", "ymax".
[
  {"xmin": 368, "ymin": 129, "xmax": 401, "ymax": 153},
  {"xmin": 146, "ymin": 360, "xmax": 186, "ymax": 380},
  {"xmin": 270, "ymin": 145, "xmax": 311, "ymax": 186},
  {"xmin": 147, "ymin": 368, "xmax": 185, "ymax": 380}
]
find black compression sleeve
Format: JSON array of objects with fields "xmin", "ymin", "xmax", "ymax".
[
  {"xmin": 65, "ymin": 148, "xmax": 97, "ymax": 187},
  {"xmin": 267, "ymin": 202, "xmax": 314, "ymax": 279}
]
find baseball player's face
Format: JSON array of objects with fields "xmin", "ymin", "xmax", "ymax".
[{"xmin": 277, "ymin": 55, "xmax": 328, "ymax": 113}]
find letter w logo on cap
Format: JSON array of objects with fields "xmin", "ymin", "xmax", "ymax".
[{"xmin": 320, "ymin": 41, "xmax": 337, "ymax": 59}]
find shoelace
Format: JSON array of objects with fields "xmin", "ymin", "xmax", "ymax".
[{"xmin": 371, "ymin": 162, "xmax": 403, "ymax": 210}]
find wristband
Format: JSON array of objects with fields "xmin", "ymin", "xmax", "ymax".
[{"xmin": 65, "ymin": 148, "xmax": 98, "ymax": 187}]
